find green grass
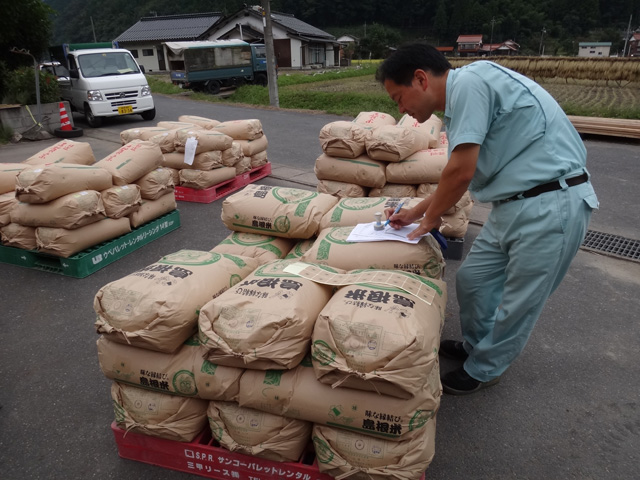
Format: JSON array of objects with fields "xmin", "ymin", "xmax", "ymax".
[{"xmin": 148, "ymin": 66, "xmax": 640, "ymax": 120}]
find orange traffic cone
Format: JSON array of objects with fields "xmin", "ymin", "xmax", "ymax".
[{"xmin": 59, "ymin": 102, "xmax": 72, "ymax": 131}]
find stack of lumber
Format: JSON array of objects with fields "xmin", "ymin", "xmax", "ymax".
[{"xmin": 568, "ymin": 116, "xmax": 640, "ymax": 139}]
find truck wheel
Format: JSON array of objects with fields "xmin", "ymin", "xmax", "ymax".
[
  {"xmin": 84, "ymin": 104, "xmax": 103, "ymax": 128},
  {"xmin": 140, "ymin": 108, "xmax": 156, "ymax": 121},
  {"xmin": 254, "ymin": 73, "xmax": 268, "ymax": 87},
  {"xmin": 206, "ymin": 80, "xmax": 221, "ymax": 95}
]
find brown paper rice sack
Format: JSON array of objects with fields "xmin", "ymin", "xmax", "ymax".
[
  {"xmin": 369, "ymin": 184, "xmax": 417, "ymax": 198},
  {"xmin": 211, "ymin": 232, "xmax": 295, "ymax": 264},
  {"xmin": 312, "ymin": 419, "xmax": 437, "ymax": 480},
  {"xmin": 437, "ymin": 131, "xmax": 449, "ymax": 148},
  {"xmin": 221, "ymin": 185, "xmax": 338, "ymax": 239},
  {"xmin": 235, "ymin": 135, "xmax": 268, "ymax": 157},
  {"xmin": 157, "ymin": 121, "xmax": 201, "ymax": 130},
  {"xmin": 101, "ymin": 185, "xmax": 142, "ymax": 219},
  {"xmin": 208, "ymin": 401, "xmax": 312, "ymax": 462},
  {"xmin": 174, "ymin": 129, "xmax": 234, "ymax": 154},
  {"xmin": 146, "ymin": 131, "xmax": 177, "ymax": 153},
  {"xmin": 97, "ymin": 335, "xmax": 243, "ymax": 401},
  {"xmin": 397, "ymin": 113, "xmax": 443, "ymax": 149},
  {"xmin": 213, "ymin": 119, "xmax": 263, "ymax": 140},
  {"xmin": 234, "ymin": 156, "xmax": 252, "ymax": 175},
  {"xmin": 312, "ymin": 272, "xmax": 447, "ymax": 399},
  {"xmin": 417, "ymin": 185, "xmax": 473, "ymax": 216},
  {"xmin": 10, "ymin": 190, "xmax": 106, "ymax": 229},
  {"xmin": 198, "ymin": 259, "xmax": 337, "ymax": 370},
  {"xmin": 314, "ymin": 153, "xmax": 386, "ymax": 189},
  {"xmin": 95, "ymin": 140, "xmax": 163, "ymax": 186},
  {"xmin": 162, "ymin": 152, "xmax": 188, "ymax": 170},
  {"xmin": 166, "ymin": 167, "xmax": 180, "ymax": 186},
  {"xmin": 385, "ymin": 148, "xmax": 449, "ymax": 185},
  {"xmin": 179, "ymin": 167, "xmax": 236, "ymax": 190},
  {"xmin": 191, "ymin": 150, "xmax": 224, "ymax": 170},
  {"xmin": 22, "ymin": 139, "xmax": 96, "ymax": 166},
  {"xmin": 317, "ymin": 179, "xmax": 369, "ymax": 198},
  {"xmin": 0, "ymin": 192, "xmax": 18, "ymax": 226},
  {"xmin": 120, "ymin": 126, "xmax": 170, "ymax": 144},
  {"xmin": 249, "ymin": 150, "xmax": 268, "ymax": 168},
  {"xmin": 239, "ymin": 361, "xmax": 441, "ymax": 442},
  {"xmin": 0, "ymin": 223, "xmax": 37, "ymax": 249},
  {"xmin": 319, "ymin": 121, "xmax": 370, "ymax": 158},
  {"xmin": 36, "ymin": 217, "xmax": 130, "ymax": 257},
  {"xmin": 221, "ymin": 142, "xmax": 244, "ymax": 167},
  {"xmin": 0, "ymin": 163, "xmax": 28, "ymax": 194},
  {"xmin": 178, "ymin": 115, "xmax": 220, "ymax": 129},
  {"xmin": 353, "ymin": 111, "xmax": 396, "ymax": 128},
  {"xmin": 301, "ymin": 226, "xmax": 445, "ymax": 279},
  {"xmin": 284, "ymin": 239, "xmax": 316, "ymax": 259},
  {"xmin": 112, "ymin": 382, "xmax": 208, "ymax": 442},
  {"xmin": 15, "ymin": 164, "xmax": 113, "ymax": 204},
  {"xmin": 365, "ymin": 125, "xmax": 430, "ymax": 162},
  {"xmin": 94, "ymin": 250, "xmax": 259, "ymax": 353},
  {"xmin": 440, "ymin": 210, "xmax": 470, "ymax": 238},
  {"xmin": 129, "ymin": 192, "xmax": 177, "ymax": 228},
  {"xmin": 135, "ymin": 167, "xmax": 175, "ymax": 200},
  {"xmin": 318, "ymin": 197, "xmax": 422, "ymax": 232}
]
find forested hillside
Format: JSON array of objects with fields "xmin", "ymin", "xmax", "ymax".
[{"xmin": 44, "ymin": 0, "xmax": 640, "ymax": 56}]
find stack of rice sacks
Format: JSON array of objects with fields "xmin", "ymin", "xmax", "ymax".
[
  {"xmin": 0, "ymin": 139, "xmax": 173, "ymax": 257},
  {"xmin": 315, "ymin": 111, "xmax": 473, "ymax": 240},
  {"xmin": 121, "ymin": 116, "xmax": 268, "ymax": 192},
  {"xmin": 94, "ymin": 249, "xmax": 260, "ymax": 443},
  {"xmin": 209, "ymin": 184, "xmax": 446, "ymax": 479}
]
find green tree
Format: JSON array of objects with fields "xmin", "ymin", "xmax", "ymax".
[
  {"xmin": 359, "ymin": 23, "xmax": 401, "ymax": 58},
  {"xmin": 0, "ymin": 0, "xmax": 54, "ymax": 69},
  {"xmin": 434, "ymin": 0, "xmax": 449, "ymax": 44}
]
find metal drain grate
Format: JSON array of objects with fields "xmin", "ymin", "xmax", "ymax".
[{"xmin": 582, "ymin": 230, "xmax": 640, "ymax": 262}]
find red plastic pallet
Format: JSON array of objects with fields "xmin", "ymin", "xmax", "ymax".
[
  {"xmin": 174, "ymin": 163, "xmax": 272, "ymax": 204},
  {"xmin": 111, "ymin": 422, "xmax": 427, "ymax": 480},
  {"xmin": 111, "ymin": 421, "xmax": 333, "ymax": 480}
]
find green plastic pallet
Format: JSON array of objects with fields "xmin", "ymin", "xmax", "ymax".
[{"xmin": 0, "ymin": 210, "xmax": 181, "ymax": 278}]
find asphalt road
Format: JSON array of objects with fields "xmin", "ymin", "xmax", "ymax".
[{"xmin": 0, "ymin": 93, "xmax": 639, "ymax": 479}]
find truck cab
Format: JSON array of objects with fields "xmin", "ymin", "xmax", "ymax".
[{"xmin": 59, "ymin": 48, "xmax": 155, "ymax": 127}]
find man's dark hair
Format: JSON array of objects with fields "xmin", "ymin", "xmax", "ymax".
[{"xmin": 376, "ymin": 43, "xmax": 451, "ymax": 86}]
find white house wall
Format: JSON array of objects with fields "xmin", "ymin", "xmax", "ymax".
[{"xmin": 124, "ymin": 43, "xmax": 161, "ymax": 72}]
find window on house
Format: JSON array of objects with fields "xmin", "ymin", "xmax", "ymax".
[
  {"xmin": 130, "ymin": 49, "xmax": 138, "ymax": 58},
  {"xmin": 142, "ymin": 49, "xmax": 154, "ymax": 57}
]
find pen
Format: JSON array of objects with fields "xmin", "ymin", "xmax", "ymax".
[{"xmin": 383, "ymin": 200, "xmax": 405, "ymax": 227}]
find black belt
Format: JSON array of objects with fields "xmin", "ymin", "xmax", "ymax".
[{"xmin": 499, "ymin": 172, "xmax": 589, "ymax": 203}]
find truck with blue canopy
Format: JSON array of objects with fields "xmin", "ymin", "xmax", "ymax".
[{"xmin": 165, "ymin": 40, "xmax": 268, "ymax": 94}]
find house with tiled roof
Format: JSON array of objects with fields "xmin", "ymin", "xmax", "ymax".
[
  {"xmin": 115, "ymin": 12, "xmax": 224, "ymax": 72},
  {"xmin": 213, "ymin": 5, "xmax": 340, "ymax": 68},
  {"xmin": 627, "ymin": 32, "xmax": 640, "ymax": 57},
  {"xmin": 115, "ymin": 5, "xmax": 339, "ymax": 72},
  {"xmin": 456, "ymin": 35, "xmax": 483, "ymax": 56}
]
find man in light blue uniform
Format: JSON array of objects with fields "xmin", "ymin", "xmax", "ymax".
[{"xmin": 377, "ymin": 43, "xmax": 598, "ymax": 395}]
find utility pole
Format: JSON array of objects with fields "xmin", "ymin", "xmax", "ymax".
[
  {"xmin": 90, "ymin": 16, "xmax": 97, "ymax": 42},
  {"xmin": 539, "ymin": 27, "xmax": 546, "ymax": 56},
  {"xmin": 490, "ymin": 17, "xmax": 495, "ymax": 56},
  {"xmin": 261, "ymin": 0, "xmax": 279, "ymax": 107},
  {"xmin": 622, "ymin": 14, "xmax": 632, "ymax": 57}
]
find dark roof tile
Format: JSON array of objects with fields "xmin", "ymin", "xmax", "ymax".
[{"xmin": 115, "ymin": 12, "xmax": 223, "ymax": 43}]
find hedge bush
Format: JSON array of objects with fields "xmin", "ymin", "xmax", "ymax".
[{"xmin": 2, "ymin": 67, "xmax": 61, "ymax": 105}]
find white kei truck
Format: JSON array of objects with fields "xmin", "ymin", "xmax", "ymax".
[{"xmin": 56, "ymin": 44, "xmax": 155, "ymax": 127}]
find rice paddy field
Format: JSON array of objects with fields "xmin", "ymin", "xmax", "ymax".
[{"xmin": 148, "ymin": 57, "xmax": 640, "ymax": 120}]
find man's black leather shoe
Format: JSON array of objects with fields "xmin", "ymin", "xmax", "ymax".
[
  {"xmin": 441, "ymin": 367, "xmax": 501, "ymax": 395},
  {"xmin": 439, "ymin": 340, "xmax": 469, "ymax": 361}
]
